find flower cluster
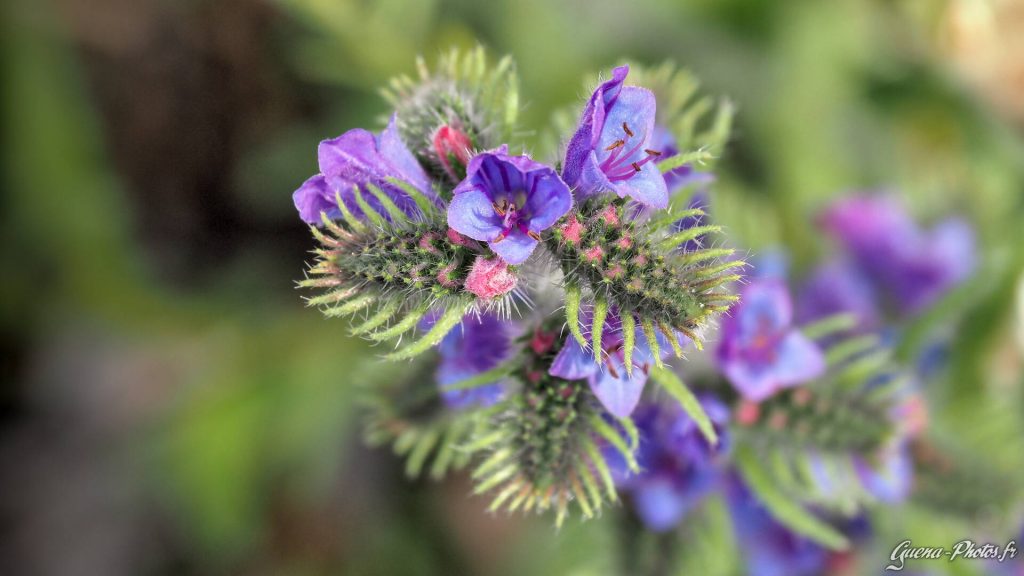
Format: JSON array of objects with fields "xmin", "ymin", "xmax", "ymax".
[{"xmin": 289, "ymin": 49, "xmax": 1003, "ymax": 575}]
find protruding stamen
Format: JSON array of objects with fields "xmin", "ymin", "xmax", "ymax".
[
  {"xmin": 527, "ymin": 230, "xmax": 542, "ymax": 241},
  {"xmin": 605, "ymin": 140, "xmax": 625, "ymax": 152},
  {"xmin": 631, "ymin": 162, "xmax": 641, "ymax": 173},
  {"xmin": 622, "ymin": 122, "xmax": 634, "ymax": 137},
  {"xmin": 493, "ymin": 200, "xmax": 508, "ymax": 217},
  {"xmin": 644, "ymin": 149, "xmax": 662, "ymax": 156}
]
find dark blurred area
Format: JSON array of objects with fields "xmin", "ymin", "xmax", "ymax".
[{"xmin": 2, "ymin": 0, "xmax": 1023, "ymax": 575}]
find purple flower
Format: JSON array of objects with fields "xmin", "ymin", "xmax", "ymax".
[
  {"xmin": 293, "ymin": 115, "xmax": 436, "ymax": 224},
  {"xmin": 649, "ymin": 125, "xmax": 715, "ymax": 193},
  {"xmin": 612, "ymin": 398, "xmax": 730, "ymax": 531},
  {"xmin": 820, "ymin": 195, "xmax": 976, "ymax": 314},
  {"xmin": 447, "ymin": 147, "xmax": 572, "ymax": 265},
  {"xmin": 716, "ymin": 280, "xmax": 826, "ymax": 401},
  {"xmin": 562, "ymin": 65, "xmax": 669, "ymax": 208},
  {"xmin": 435, "ymin": 312, "xmax": 516, "ymax": 409},
  {"xmin": 853, "ymin": 442, "xmax": 913, "ymax": 504},
  {"xmin": 725, "ymin": 474, "xmax": 830, "ymax": 576},
  {"xmin": 797, "ymin": 259, "xmax": 881, "ymax": 334},
  {"xmin": 549, "ymin": 311, "xmax": 679, "ymax": 418}
]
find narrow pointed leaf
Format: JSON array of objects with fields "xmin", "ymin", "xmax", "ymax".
[
  {"xmin": 649, "ymin": 365, "xmax": 718, "ymax": 446},
  {"xmin": 591, "ymin": 298, "xmax": 608, "ymax": 361},
  {"xmin": 640, "ymin": 318, "xmax": 664, "ymax": 368},
  {"xmin": 368, "ymin": 302, "xmax": 431, "ymax": 341},
  {"xmin": 353, "ymin": 186, "xmax": 385, "ymax": 228},
  {"xmin": 365, "ymin": 183, "xmax": 408, "ymax": 224},
  {"xmin": 564, "ymin": 283, "xmax": 587, "ymax": 347},
  {"xmin": 333, "ymin": 190, "xmax": 366, "ymax": 232},
  {"xmin": 659, "ymin": 225, "xmax": 722, "ymax": 252},
  {"xmin": 734, "ymin": 444, "xmax": 850, "ymax": 551},
  {"xmin": 385, "ymin": 176, "xmax": 437, "ymax": 218},
  {"xmin": 350, "ymin": 300, "xmax": 401, "ymax": 335},
  {"xmin": 385, "ymin": 300, "xmax": 471, "ymax": 360},
  {"xmin": 620, "ymin": 312, "xmax": 636, "ymax": 376}
]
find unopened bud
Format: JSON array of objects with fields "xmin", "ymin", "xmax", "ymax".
[{"xmin": 433, "ymin": 124, "xmax": 473, "ymax": 182}]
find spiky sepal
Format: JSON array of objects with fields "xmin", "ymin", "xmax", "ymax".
[
  {"xmin": 549, "ymin": 196, "xmax": 742, "ymax": 355},
  {"xmin": 300, "ymin": 194, "xmax": 486, "ymax": 360},
  {"xmin": 739, "ymin": 387, "xmax": 893, "ymax": 453},
  {"xmin": 362, "ymin": 362, "xmax": 498, "ymax": 480},
  {"xmin": 470, "ymin": 328, "xmax": 637, "ymax": 526},
  {"xmin": 382, "ymin": 47, "xmax": 519, "ymax": 187}
]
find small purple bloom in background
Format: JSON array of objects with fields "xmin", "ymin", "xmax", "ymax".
[
  {"xmin": 293, "ymin": 115, "xmax": 435, "ymax": 225},
  {"xmin": 562, "ymin": 65, "xmax": 669, "ymax": 208},
  {"xmin": 853, "ymin": 443, "xmax": 914, "ymax": 504},
  {"xmin": 435, "ymin": 312, "xmax": 516, "ymax": 409},
  {"xmin": 716, "ymin": 280, "xmax": 826, "ymax": 401},
  {"xmin": 549, "ymin": 310, "xmax": 680, "ymax": 418},
  {"xmin": 797, "ymin": 259, "xmax": 881, "ymax": 334},
  {"xmin": 725, "ymin": 474, "xmax": 829, "ymax": 576},
  {"xmin": 649, "ymin": 125, "xmax": 715, "ymax": 193},
  {"xmin": 612, "ymin": 397, "xmax": 730, "ymax": 531},
  {"xmin": 820, "ymin": 195, "xmax": 976, "ymax": 315},
  {"xmin": 447, "ymin": 147, "xmax": 572, "ymax": 265}
]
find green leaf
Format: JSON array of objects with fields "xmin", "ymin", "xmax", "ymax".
[
  {"xmin": 592, "ymin": 297, "xmax": 608, "ymax": 361},
  {"xmin": 588, "ymin": 414, "xmax": 638, "ymax": 472},
  {"xmin": 332, "ymin": 190, "xmax": 366, "ymax": 232},
  {"xmin": 801, "ymin": 313, "xmax": 858, "ymax": 340},
  {"xmin": 658, "ymin": 147, "xmax": 715, "ymax": 174},
  {"xmin": 441, "ymin": 358, "xmax": 519, "ymax": 392},
  {"xmin": 353, "ymin": 186, "xmax": 385, "ymax": 228},
  {"xmin": 365, "ymin": 183, "xmax": 408, "ymax": 224},
  {"xmin": 734, "ymin": 443, "xmax": 850, "ymax": 551},
  {"xmin": 350, "ymin": 300, "xmax": 401, "ymax": 335},
  {"xmin": 385, "ymin": 176, "xmax": 437, "ymax": 219},
  {"xmin": 384, "ymin": 300, "xmax": 471, "ymax": 360},
  {"xmin": 649, "ymin": 366, "xmax": 718, "ymax": 446},
  {"xmin": 322, "ymin": 294, "xmax": 376, "ymax": 317},
  {"xmin": 640, "ymin": 318, "xmax": 663, "ymax": 368},
  {"xmin": 564, "ymin": 283, "xmax": 587, "ymax": 347},
  {"xmin": 620, "ymin": 312, "xmax": 636, "ymax": 376},
  {"xmin": 367, "ymin": 302, "xmax": 431, "ymax": 341},
  {"xmin": 658, "ymin": 224, "xmax": 722, "ymax": 252}
]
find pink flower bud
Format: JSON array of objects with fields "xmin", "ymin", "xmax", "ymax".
[
  {"xmin": 464, "ymin": 255, "xmax": 517, "ymax": 299},
  {"xmin": 433, "ymin": 124, "xmax": 473, "ymax": 180}
]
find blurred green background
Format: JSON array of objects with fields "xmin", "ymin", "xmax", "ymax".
[{"xmin": 2, "ymin": 0, "xmax": 1023, "ymax": 574}]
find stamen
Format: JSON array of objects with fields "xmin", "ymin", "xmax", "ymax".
[
  {"xmin": 644, "ymin": 149, "xmax": 662, "ymax": 156},
  {"xmin": 605, "ymin": 140, "xmax": 625, "ymax": 152},
  {"xmin": 527, "ymin": 230, "xmax": 542, "ymax": 241},
  {"xmin": 622, "ymin": 122, "xmax": 634, "ymax": 137},
  {"xmin": 492, "ymin": 200, "xmax": 507, "ymax": 217},
  {"xmin": 605, "ymin": 359, "xmax": 620, "ymax": 379},
  {"xmin": 631, "ymin": 162, "xmax": 641, "ymax": 173}
]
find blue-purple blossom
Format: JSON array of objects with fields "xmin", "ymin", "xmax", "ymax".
[
  {"xmin": 725, "ymin": 474, "xmax": 830, "ymax": 576},
  {"xmin": 716, "ymin": 280, "xmax": 826, "ymax": 401},
  {"xmin": 435, "ymin": 312, "xmax": 516, "ymax": 409},
  {"xmin": 649, "ymin": 125, "xmax": 715, "ymax": 194},
  {"xmin": 611, "ymin": 398, "xmax": 730, "ymax": 531},
  {"xmin": 853, "ymin": 442, "xmax": 914, "ymax": 504},
  {"xmin": 549, "ymin": 311, "xmax": 680, "ymax": 418},
  {"xmin": 293, "ymin": 115, "xmax": 436, "ymax": 224},
  {"xmin": 447, "ymin": 147, "xmax": 572, "ymax": 265},
  {"xmin": 797, "ymin": 259, "xmax": 881, "ymax": 334},
  {"xmin": 562, "ymin": 66, "xmax": 669, "ymax": 208},
  {"xmin": 820, "ymin": 195, "xmax": 976, "ymax": 314}
]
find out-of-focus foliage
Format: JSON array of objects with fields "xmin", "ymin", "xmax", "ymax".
[{"xmin": 2, "ymin": 0, "xmax": 1022, "ymax": 575}]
